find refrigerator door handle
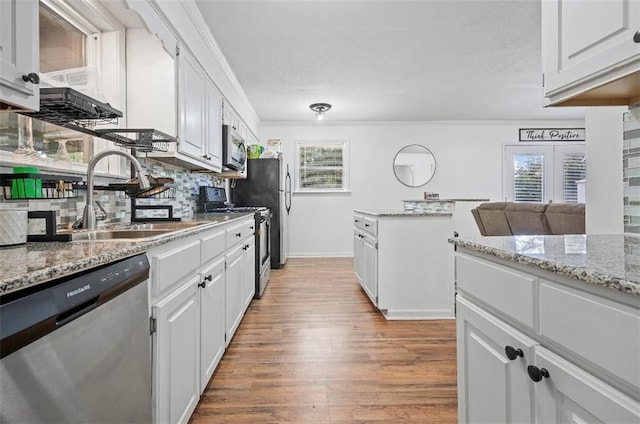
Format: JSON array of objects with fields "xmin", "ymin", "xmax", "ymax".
[{"xmin": 285, "ymin": 166, "xmax": 292, "ymax": 215}]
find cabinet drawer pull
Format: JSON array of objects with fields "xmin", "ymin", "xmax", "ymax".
[
  {"xmin": 527, "ymin": 365, "xmax": 549, "ymax": 382},
  {"xmin": 22, "ymin": 73, "xmax": 40, "ymax": 84},
  {"xmin": 504, "ymin": 346, "xmax": 523, "ymax": 361},
  {"xmin": 634, "ymin": 30, "xmax": 640, "ymax": 43}
]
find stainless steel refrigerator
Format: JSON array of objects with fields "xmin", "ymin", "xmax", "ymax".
[{"xmin": 232, "ymin": 156, "xmax": 291, "ymax": 268}]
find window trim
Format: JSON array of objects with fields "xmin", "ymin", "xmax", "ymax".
[
  {"xmin": 503, "ymin": 142, "xmax": 585, "ymax": 203},
  {"xmin": 294, "ymin": 139, "xmax": 350, "ymax": 193}
]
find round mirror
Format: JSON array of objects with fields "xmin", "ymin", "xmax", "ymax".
[{"xmin": 393, "ymin": 145, "xmax": 436, "ymax": 187}]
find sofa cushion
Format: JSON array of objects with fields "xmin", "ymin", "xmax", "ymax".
[
  {"xmin": 504, "ymin": 203, "xmax": 551, "ymax": 235},
  {"xmin": 475, "ymin": 202, "xmax": 512, "ymax": 236},
  {"xmin": 545, "ymin": 203, "xmax": 585, "ymax": 234}
]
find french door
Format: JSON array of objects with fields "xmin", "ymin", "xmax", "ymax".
[{"xmin": 503, "ymin": 144, "xmax": 586, "ymax": 203}]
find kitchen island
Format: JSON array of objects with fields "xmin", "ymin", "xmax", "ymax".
[
  {"xmin": 450, "ymin": 234, "xmax": 640, "ymax": 423},
  {"xmin": 353, "ymin": 209, "xmax": 455, "ymax": 319}
]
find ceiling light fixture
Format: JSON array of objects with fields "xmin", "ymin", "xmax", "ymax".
[{"xmin": 309, "ymin": 103, "xmax": 332, "ymax": 121}]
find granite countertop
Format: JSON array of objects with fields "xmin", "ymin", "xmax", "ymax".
[
  {"xmin": 354, "ymin": 209, "xmax": 452, "ymax": 217},
  {"xmin": 0, "ymin": 212, "xmax": 254, "ymax": 296},
  {"xmin": 450, "ymin": 234, "xmax": 640, "ymax": 297}
]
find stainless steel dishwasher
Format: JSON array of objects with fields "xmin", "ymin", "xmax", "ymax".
[{"xmin": 0, "ymin": 253, "xmax": 152, "ymax": 424}]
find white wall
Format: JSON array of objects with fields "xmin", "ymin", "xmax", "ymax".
[
  {"xmin": 585, "ymin": 107, "xmax": 625, "ymax": 234},
  {"xmin": 260, "ymin": 121, "xmax": 583, "ymax": 257}
]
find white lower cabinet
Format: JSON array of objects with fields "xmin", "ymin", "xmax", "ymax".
[
  {"xmin": 533, "ymin": 346, "xmax": 640, "ymax": 424},
  {"xmin": 455, "ymin": 251, "xmax": 640, "ymax": 424},
  {"xmin": 456, "ymin": 296, "xmax": 536, "ymax": 424},
  {"xmin": 353, "ymin": 230, "xmax": 364, "ymax": 284},
  {"xmin": 241, "ymin": 237, "xmax": 256, "ymax": 309},
  {"xmin": 225, "ymin": 243, "xmax": 243, "ymax": 347},
  {"xmin": 225, "ymin": 216, "xmax": 256, "ymax": 346},
  {"xmin": 199, "ymin": 256, "xmax": 226, "ymax": 394},
  {"xmin": 149, "ymin": 216, "xmax": 257, "ymax": 424},
  {"xmin": 362, "ymin": 233, "xmax": 378, "ymax": 305},
  {"xmin": 153, "ymin": 276, "xmax": 201, "ymax": 424}
]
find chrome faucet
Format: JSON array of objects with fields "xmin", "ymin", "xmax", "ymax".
[{"xmin": 82, "ymin": 150, "xmax": 150, "ymax": 230}]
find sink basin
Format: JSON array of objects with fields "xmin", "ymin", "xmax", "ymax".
[
  {"xmin": 57, "ymin": 220, "xmax": 213, "ymax": 242},
  {"xmin": 70, "ymin": 229, "xmax": 172, "ymax": 241},
  {"xmin": 127, "ymin": 221, "xmax": 211, "ymax": 230}
]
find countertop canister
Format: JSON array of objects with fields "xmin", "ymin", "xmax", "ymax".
[{"xmin": 0, "ymin": 210, "xmax": 28, "ymax": 246}]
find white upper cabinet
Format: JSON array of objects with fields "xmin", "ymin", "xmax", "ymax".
[
  {"xmin": 542, "ymin": 0, "xmax": 640, "ymax": 106},
  {"xmin": 178, "ymin": 49, "xmax": 206, "ymax": 160},
  {"xmin": 0, "ymin": 0, "xmax": 40, "ymax": 111},
  {"xmin": 205, "ymin": 79, "xmax": 223, "ymax": 171}
]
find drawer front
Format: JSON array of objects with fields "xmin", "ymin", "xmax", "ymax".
[
  {"xmin": 225, "ymin": 222, "xmax": 245, "ymax": 247},
  {"xmin": 152, "ymin": 239, "xmax": 201, "ymax": 297},
  {"xmin": 354, "ymin": 214, "xmax": 365, "ymax": 230},
  {"xmin": 201, "ymin": 228, "xmax": 226, "ymax": 264},
  {"xmin": 539, "ymin": 281, "xmax": 640, "ymax": 390},
  {"xmin": 456, "ymin": 254, "xmax": 536, "ymax": 329},
  {"xmin": 362, "ymin": 216, "xmax": 378, "ymax": 236}
]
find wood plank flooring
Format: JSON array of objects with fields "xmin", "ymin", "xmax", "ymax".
[{"xmin": 189, "ymin": 258, "xmax": 458, "ymax": 423}]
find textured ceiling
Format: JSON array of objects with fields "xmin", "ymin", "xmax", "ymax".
[{"xmin": 195, "ymin": 0, "xmax": 585, "ymax": 122}]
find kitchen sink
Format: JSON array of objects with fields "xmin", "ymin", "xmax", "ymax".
[
  {"xmin": 126, "ymin": 221, "xmax": 211, "ymax": 230},
  {"xmin": 70, "ymin": 229, "xmax": 173, "ymax": 241},
  {"xmin": 56, "ymin": 220, "xmax": 214, "ymax": 242}
]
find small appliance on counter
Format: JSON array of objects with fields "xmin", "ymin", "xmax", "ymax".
[{"xmin": 198, "ymin": 186, "xmax": 272, "ymax": 298}]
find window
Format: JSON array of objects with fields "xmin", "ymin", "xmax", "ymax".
[
  {"xmin": 504, "ymin": 144, "xmax": 585, "ymax": 203},
  {"xmin": 295, "ymin": 140, "xmax": 349, "ymax": 192},
  {"xmin": 0, "ymin": 1, "xmax": 128, "ymax": 177}
]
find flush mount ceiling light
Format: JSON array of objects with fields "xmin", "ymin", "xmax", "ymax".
[{"xmin": 309, "ymin": 103, "xmax": 332, "ymax": 121}]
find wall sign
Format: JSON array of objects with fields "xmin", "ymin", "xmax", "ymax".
[{"xmin": 519, "ymin": 128, "xmax": 585, "ymax": 142}]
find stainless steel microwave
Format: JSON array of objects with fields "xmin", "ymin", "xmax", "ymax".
[{"xmin": 222, "ymin": 125, "xmax": 247, "ymax": 171}]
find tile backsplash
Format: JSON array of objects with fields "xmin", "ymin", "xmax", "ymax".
[
  {"xmin": 623, "ymin": 106, "xmax": 640, "ymax": 233},
  {"xmin": 0, "ymin": 157, "xmax": 224, "ymax": 229}
]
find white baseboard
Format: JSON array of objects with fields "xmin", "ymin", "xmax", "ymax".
[
  {"xmin": 381, "ymin": 309, "xmax": 455, "ymax": 320},
  {"xmin": 288, "ymin": 253, "xmax": 353, "ymax": 258}
]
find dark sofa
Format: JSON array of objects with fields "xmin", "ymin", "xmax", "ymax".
[{"xmin": 471, "ymin": 202, "xmax": 585, "ymax": 236}]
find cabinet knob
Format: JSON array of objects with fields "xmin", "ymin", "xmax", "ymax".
[
  {"xmin": 198, "ymin": 281, "xmax": 206, "ymax": 288},
  {"xmin": 504, "ymin": 345, "xmax": 524, "ymax": 360},
  {"xmin": 365, "ymin": 223, "xmax": 370, "ymax": 227},
  {"xmin": 204, "ymin": 274, "xmax": 212, "ymax": 281},
  {"xmin": 243, "ymin": 244, "xmax": 249, "ymax": 250},
  {"xmin": 21, "ymin": 73, "xmax": 40, "ymax": 84},
  {"xmin": 634, "ymin": 30, "xmax": 640, "ymax": 43},
  {"xmin": 527, "ymin": 365, "xmax": 550, "ymax": 382},
  {"xmin": 236, "ymin": 232, "xmax": 241, "ymax": 237},
  {"xmin": 250, "ymin": 226, "xmax": 254, "ymax": 230}
]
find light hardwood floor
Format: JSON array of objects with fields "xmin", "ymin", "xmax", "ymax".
[{"xmin": 190, "ymin": 258, "xmax": 458, "ymax": 423}]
